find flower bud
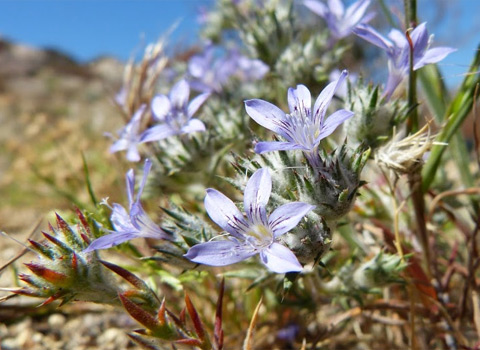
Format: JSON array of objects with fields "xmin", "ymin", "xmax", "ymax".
[
  {"xmin": 278, "ymin": 215, "xmax": 332, "ymax": 265},
  {"xmin": 344, "ymin": 81, "xmax": 407, "ymax": 150},
  {"xmin": 14, "ymin": 210, "xmax": 120, "ymax": 306},
  {"xmin": 303, "ymin": 145, "xmax": 370, "ymax": 220},
  {"xmin": 352, "ymin": 252, "xmax": 408, "ymax": 290}
]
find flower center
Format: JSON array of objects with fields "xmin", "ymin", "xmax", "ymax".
[
  {"xmin": 284, "ymin": 110, "xmax": 320, "ymax": 150},
  {"xmin": 246, "ymin": 223, "xmax": 273, "ymax": 248},
  {"xmin": 166, "ymin": 108, "xmax": 189, "ymax": 131}
]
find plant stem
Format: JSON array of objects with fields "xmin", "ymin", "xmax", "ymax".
[
  {"xmin": 405, "ymin": 0, "xmax": 418, "ymax": 134},
  {"xmin": 404, "ymin": 0, "xmax": 431, "ymax": 275}
]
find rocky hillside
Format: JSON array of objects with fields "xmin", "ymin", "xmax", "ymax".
[{"xmin": 0, "ymin": 38, "xmax": 126, "ymax": 232}]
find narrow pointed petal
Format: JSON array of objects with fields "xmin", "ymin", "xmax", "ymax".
[
  {"xmin": 383, "ymin": 69, "xmax": 404, "ymax": 100},
  {"xmin": 304, "ymin": 0, "xmax": 328, "ymax": 18},
  {"xmin": 184, "ymin": 240, "xmax": 256, "ymax": 266},
  {"xmin": 410, "ymin": 22, "xmax": 428, "ymax": 52},
  {"xmin": 413, "ymin": 47, "xmax": 456, "ymax": 70},
  {"xmin": 180, "ymin": 118, "xmax": 206, "ymax": 134},
  {"xmin": 84, "ymin": 232, "xmax": 138, "ymax": 252},
  {"xmin": 260, "ymin": 243, "xmax": 302, "ymax": 273},
  {"xmin": 132, "ymin": 104, "xmax": 147, "ymax": 121},
  {"xmin": 110, "ymin": 139, "xmax": 128, "ymax": 153},
  {"xmin": 387, "ymin": 29, "xmax": 407, "ymax": 48},
  {"xmin": 328, "ymin": 0, "xmax": 345, "ymax": 17},
  {"xmin": 245, "ymin": 99, "xmax": 288, "ymax": 137},
  {"xmin": 361, "ymin": 11, "xmax": 376, "ymax": 24},
  {"xmin": 318, "ymin": 109, "xmax": 355, "ymax": 140},
  {"xmin": 170, "ymin": 79, "xmax": 190, "ymax": 109},
  {"xmin": 244, "ymin": 168, "xmax": 270, "ymax": 224},
  {"xmin": 287, "ymin": 87, "xmax": 297, "ymax": 112},
  {"xmin": 268, "ymin": 202, "xmax": 315, "ymax": 237},
  {"xmin": 345, "ymin": 0, "xmax": 371, "ymax": 26},
  {"xmin": 205, "ymin": 189, "xmax": 248, "ymax": 238},
  {"xmin": 187, "ymin": 92, "xmax": 210, "ymax": 117},
  {"xmin": 254, "ymin": 141, "xmax": 305, "ymax": 154},
  {"xmin": 136, "ymin": 159, "xmax": 152, "ymax": 202},
  {"xmin": 313, "ymin": 70, "xmax": 348, "ymax": 122},
  {"xmin": 140, "ymin": 124, "xmax": 177, "ymax": 143},
  {"xmin": 151, "ymin": 95, "xmax": 171, "ymax": 121},
  {"xmin": 353, "ymin": 24, "xmax": 391, "ymax": 51},
  {"xmin": 126, "ymin": 169, "xmax": 135, "ymax": 205},
  {"xmin": 115, "ymin": 87, "xmax": 128, "ymax": 107}
]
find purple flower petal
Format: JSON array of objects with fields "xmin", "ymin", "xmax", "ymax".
[
  {"xmin": 84, "ymin": 231, "xmax": 139, "ymax": 252},
  {"xmin": 140, "ymin": 124, "xmax": 178, "ymax": 143},
  {"xmin": 245, "ymin": 99, "xmax": 288, "ymax": 137},
  {"xmin": 387, "ymin": 29, "xmax": 407, "ymax": 48},
  {"xmin": 254, "ymin": 141, "xmax": 305, "ymax": 154},
  {"xmin": 260, "ymin": 243, "xmax": 303, "ymax": 273},
  {"xmin": 304, "ymin": 0, "xmax": 328, "ymax": 17},
  {"xmin": 205, "ymin": 188, "xmax": 249, "ymax": 238},
  {"xmin": 383, "ymin": 70, "xmax": 404, "ymax": 100},
  {"xmin": 180, "ymin": 118, "xmax": 206, "ymax": 134},
  {"xmin": 410, "ymin": 22, "xmax": 428, "ymax": 54},
  {"xmin": 126, "ymin": 169, "xmax": 135, "ymax": 206},
  {"xmin": 306, "ymin": 0, "xmax": 373, "ymax": 41},
  {"xmin": 244, "ymin": 168, "xmax": 270, "ymax": 224},
  {"xmin": 136, "ymin": 159, "xmax": 152, "ymax": 203},
  {"xmin": 109, "ymin": 105, "xmax": 145, "ymax": 161},
  {"xmin": 126, "ymin": 147, "xmax": 141, "ymax": 162},
  {"xmin": 111, "ymin": 204, "xmax": 134, "ymax": 232},
  {"xmin": 86, "ymin": 158, "xmax": 170, "ymax": 253},
  {"xmin": 109, "ymin": 139, "xmax": 128, "ymax": 153},
  {"xmin": 345, "ymin": 0, "xmax": 370, "ymax": 26},
  {"xmin": 184, "ymin": 240, "xmax": 257, "ymax": 266},
  {"xmin": 414, "ymin": 47, "xmax": 457, "ymax": 70},
  {"xmin": 170, "ymin": 79, "xmax": 190, "ymax": 109},
  {"xmin": 237, "ymin": 57, "xmax": 269, "ymax": 80},
  {"xmin": 269, "ymin": 202, "xmax": 315, "ymax": 237},
  {"xmin": 318, "ymin": 109, "xmax": 354, "ymax": 140},
  {"xmin": 313, "ymin": 70, "xmax": 348, "ymax": 122},
  {"xmin": 130, "ymin": 203, "xmax": 168, "ymax": 239},
  {"xmin": 187, "ymin": 92, "xmax": 210, "ymax": 117},
  {"xmin": 151, "ymin": 95, "xmax": 171, "ymax": 121},
  {"xmin": 115, "ymin": 87, "xmax": 128, "ymax": 107},
  {"xmin": 353, "ymin": 24, "xmax": 391, "ymax": 51},
  {"xmin": 287, "ymin": 87, "xmax": 297, "ymax": 112},
  {"xmin": 288, "ymin": 85, "xmax": 312, "ymax": 116},
  {"xmin": 188, "ymin": 55, "xmax": 208, "ymax": 78},
  {"xmin": 328, "ymin": 0, "xmax": 345, "ymax": 17}
]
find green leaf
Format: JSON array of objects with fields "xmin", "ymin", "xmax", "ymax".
[{"xmin": 422, "ymin": 45, "xmax": 480, "ymax": 192}]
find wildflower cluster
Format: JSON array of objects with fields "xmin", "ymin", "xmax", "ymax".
[{"xmin": 6, "ymin": 0, "xmax": 480, "ymax": 349}]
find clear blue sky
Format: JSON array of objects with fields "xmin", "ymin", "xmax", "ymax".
[
  {"xmin": 0, "ymin": 0, "xmax": 478, "ymax": 88},
  {"xmin": 0, "ymin": 0, "xmax": 212, "ymax": 62}
]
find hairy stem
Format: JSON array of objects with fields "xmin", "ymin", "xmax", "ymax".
[{"xmin": 404, "ymin": 0, "xmax": 431, "ymax": 276}]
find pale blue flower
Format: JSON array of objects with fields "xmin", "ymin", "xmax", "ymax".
[
  {"xmin": 304, "ymin": 0, "xmax": 374, "ymax": 43},
  {"xmin": 184, "ymin": 168, "xmax": 314, "ymax": 273},
  {"xmin": 188, "ymin": 44, "xmax": 269, "ymax": 93},
  {"xmin": 353, "ymin": 22, "xmax": 456, "ymax": 99},
  {"xmin": 245, "ymin": 70, "xmax": 354, "ymax": 167},
  {"xmin": 140, "ymin": 79, "xmax": 210, "ymax": 143},
  {"xmin": 84, "ymin": 159, "xmax": 170, "ymax": 252},
  {"xmin": 109, "ymin": 105, "xmax": 146, "ymax": 162}
]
